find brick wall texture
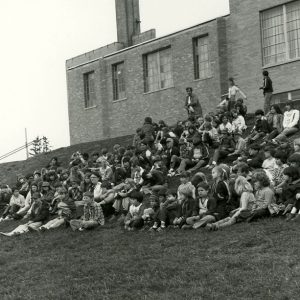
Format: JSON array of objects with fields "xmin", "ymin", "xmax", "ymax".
[{"xmin": 66, "ymin": 0, "xmax": 300, "ymax": 145}]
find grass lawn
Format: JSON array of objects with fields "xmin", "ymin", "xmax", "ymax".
[{"xmin": 0, "ymin": 218, "xmax": 300, "ymax": 300}]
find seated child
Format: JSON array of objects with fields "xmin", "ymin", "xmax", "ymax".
[
  {"xmin": 185, "ymin": 182, "xmax": 216, "ymax": 229},
  {"xmin": 246, "ymin": 109, "xmax": 269, "ymax": 143},
  {"xmin": 206, "ymin": 176, "xmax": 256, "ymax": 230},
  {"xmin": 39, "ymin": 188, "xmax": 76, "ymax": 231},
  {"xmin": 0, "ymin": 192, "xmax": 49, "ymax": 236},
  {"xmin": 0, "ymin": 187, "xmax": 25, "ymax": 221},
  {"xmin": 173, "ymin": 189, "xmax": 195, "ymax": 229},
  {"xmin": 247, "ymin": 171, "xmax": 275, "ymax": 222},
  {"xmin": 70, "ymin": 191, "xmax": 105, "ymax": 231},
  {"xmin": 157, "ymin": 190, "xmax": 179, "ymax": 230},
  {"xmin": 124, "ymin": 191, "xmax": 145, "ymax": 231}
]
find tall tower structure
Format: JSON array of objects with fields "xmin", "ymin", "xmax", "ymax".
[{"xmin": 115, "ymin": 0, "xmax": 141, "ymax": 47}]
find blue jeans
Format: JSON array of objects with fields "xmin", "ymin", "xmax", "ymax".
[{"xmin": 275, "ymin": 127, "xmax": 298, "ymax": 142}]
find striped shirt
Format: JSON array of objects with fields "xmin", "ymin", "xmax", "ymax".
[{"xmin": 83, "ymin": 202, "xmax": 105, "ymax": 225}]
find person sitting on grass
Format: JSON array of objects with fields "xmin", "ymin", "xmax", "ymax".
[
  {"xmin": 206, "ymin": 129, "xmax": 235, "ymax": 169},
  {"xmin": 227, "ymin": 130, "xmax": 246, "ymax": 161},
  {"xmin": 280, "ymin": 167, "xmax": 300, "ymax": 219},
  {"xmin": 247, "ymin": 171, "xmax": 275, "ymax": 222},
  {"xmin": 177, "ymin": 171, "xmax": 196, "ymax": 203},
  {"xmin": 272, "ymin": 101, "xmax": 299, "ymax": 144},
  {"xmin": 185, "ymin": 182, "xmax": 216, "ymax": 229},
  {"xmin": 218, "ymin": 114, "xmax": 233, "ymax": 134},
  {"xmin": 246, "ymin": 109, "xmax": 269, "ymax": 144},
  {"xmin": 0, "ymin": 187, "xmax": 25, "ymax": 221},
  {"xmin": 272, "ymin": 151, "xmax": 288, "ymax": 189},
  {"xmin": 206, "ymin": 176, "xmax": 256, "ymax": 231},
  {"xmin": 124, "ymin": 191, "xmax": 145, "ymax": 231},
  {"xmin": 262, "ymin": 146, "xmax": 276, "ymax": 180},
  {"xmin": 0, "ymin": 184, "xmax": 12, "ymax": 212},
  {"xmin": 70, "ymin": 191, "xmax": 105, "ymax": 231},
  {"xmin": 176, "ymin": 135, "xmax": 209, "ymax": 174},
  {"xmin": 174, "ymin": 188, "xmax": 196, "ymax": 229},
  {"xmin": 156, "ymin": 191, "xmax": 179, "ymax": 231},
  {"xmin": 0, "ymin": 192, "xmax": 49, "ymax": 237},
  {"xmin": 39, "ymin": 187, "xmax": 76, "ymax": 231},
  {"xmin": 231, "ymin": 109, "xmax": 246, "ymax": 133}
]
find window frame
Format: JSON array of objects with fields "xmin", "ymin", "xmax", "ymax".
[
  {"xmin": 193, "ymin": 34, "xmax": 212, "ymax": 80},
  {"xmin": 83, "ymin": 71, "xmax": 96, "ymax": 109},
  {"xmin": 143, "ymin": 46, "xmax": 174, "ymax": 93},
  {"xmin": 112, "ymin": 61, "xmax": 126, "ymax": 101},
  {"xmin": 260, "ymin": 0, "xmax": 300, "ymax": 67}
]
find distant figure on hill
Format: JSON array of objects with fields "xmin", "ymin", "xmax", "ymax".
[
  {"xmin": 185, "ymin": 87, "xmax": 203, "ymax": 119},
  {"xmin": 260, "ymin": 70, "xmax": 273, "ymax": 114}
]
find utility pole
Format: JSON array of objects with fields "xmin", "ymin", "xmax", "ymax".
[{"xmin": 25, "ymin": 128, "xmax": 29, "ymax": 159}]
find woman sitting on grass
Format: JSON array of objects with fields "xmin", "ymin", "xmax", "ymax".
[
  {"xmin": 247, "ymin": 171, "xmax": 275, "ymax": 222},
  {"xmin": 0, "ymin": 192, "xmax": 49, "ymax": 237},
  {"xmin": 39, "ymin": 187, "xmax": 76, "ymax": 231},
  {"xmin": 206, "ymin": 176, "xmax": 256, "ymax": 231}
]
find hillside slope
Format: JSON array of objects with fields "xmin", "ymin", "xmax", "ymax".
[{"xmin": 0, "ymin": 134, "xmax": 133, "ymax": 186}]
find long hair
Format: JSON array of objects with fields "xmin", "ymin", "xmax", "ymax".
[
  {"xmin": 270, "ymin": 104, "xmax": 283, "ymax": 115},
  {"xmin": 234, "ymin": 176, "xmax": 253, "ymax": 195}
]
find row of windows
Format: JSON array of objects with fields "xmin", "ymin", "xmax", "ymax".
[
  {"xmin": 261, "ymin": 0, "xmax": 300, "ymax": 66},
  {"xmin": 83, "ymin": 35, "xmax": 212, "ymax": 108},
  {"xmin": 83, "ymin": 0, "xmax": 300, "ymax": 108}
]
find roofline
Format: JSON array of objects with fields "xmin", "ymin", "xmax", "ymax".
[
  {"xmin": 103, "ymin": 13, "xmax": 230, "ymax": 59},
  {"xmin": 66, "ymin": 13, "xmax": 230, "ymax": 71}
]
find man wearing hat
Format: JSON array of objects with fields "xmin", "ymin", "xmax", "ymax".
[
  {"xmin": 70, "ymin": 191, "xmax": 105, "ymax": 231},
  {"xmin": 185, "ymin": 87, "xmax": 203, "ymax": 119}
]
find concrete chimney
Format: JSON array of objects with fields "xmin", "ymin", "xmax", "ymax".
[{"xmin": 115, "ymin": 0, "xmax": 141, "ymax": 47}]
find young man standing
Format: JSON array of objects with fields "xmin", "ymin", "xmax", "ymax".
[
  {"xmin": 260, "ymin": 70, "xmax": 273, "ymax": 114},
  {"xmin": 185, "ymin": 87, "xmax": 203, "ymax": 119}
]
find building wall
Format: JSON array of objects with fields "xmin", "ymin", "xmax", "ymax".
[
  {"xmin": 228, "ymin": 0, "xmax": 300, "ymax": 112},
  {"xmin": 67, "ymin": 18, "xmax": 229, "ymax": 144}
]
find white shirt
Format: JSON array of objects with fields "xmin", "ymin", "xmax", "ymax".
[
  {"xmin": 232, "ymin": 115, "xmax": 246, "ymax": 132},
  {"xmin": 229, "ymin": 86, "xmax": 246, "ymax": 100},
  {"xmin": 129, "ymin": 203, "xmax": 142, "ymax": 217},
  {"xmin": 283, "ymin": 109, "xmax": 299, "ymax": 128}
]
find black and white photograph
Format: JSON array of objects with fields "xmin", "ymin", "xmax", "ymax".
[{"xmin": 0, "ymin": 0, "xmax": 300, "ymax": 299}]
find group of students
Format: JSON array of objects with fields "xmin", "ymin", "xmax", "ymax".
[{"xmin": 0, "ymin": 81, "xmax": 300, "ymax": 236}]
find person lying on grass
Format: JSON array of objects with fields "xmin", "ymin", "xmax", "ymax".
[
  {"xmin": 70, "ymin": 191, "xmax": 105, "ymax": 231},
  {"xmin": 39, "ymin": 187, "xmax": 76, "ymax": 231},
  {"xmin": 0, "ymin": 192, "xmax": 49, "ymax": 236},
  {"xmin": 206, "ymin": 176, "xmax": 256, "ymax": 231},
  {"xmin": 123, "ymin": 191, "xmax": 145, "ymax": 231}
]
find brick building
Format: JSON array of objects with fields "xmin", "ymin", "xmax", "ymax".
[{"xmin": 66, "ymin": 0, "xmax": 300, "ymax": 145}]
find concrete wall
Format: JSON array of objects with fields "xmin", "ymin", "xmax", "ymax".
[{"xmin": 228, "ymin": 0, "xmax": 300, "ymax": 112}]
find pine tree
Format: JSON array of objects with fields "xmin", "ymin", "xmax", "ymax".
[
  {"xmin": 29, "ymin": 136, "xmax": 42, "ymax": 156},
  {"xmin": 42, "ymin": 136, "xmax": 51, "ymax": 153}
]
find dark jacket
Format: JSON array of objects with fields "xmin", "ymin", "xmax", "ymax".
[
  {"xmin": 281, "ymin": 179, "xmax": 300, "ymax": 206},
  {"xmin": 247, "ymin": 151, "xmax": 265, "ymax": 169},
  {"xmin": 29, "ymin": 200, "xmax": 50, "ymax": 223},
  {"xmin": 255, "ymin": 119, "xmax": 270, "ymax": 134},
  {"xmin": 263, "ymin": 76, "xmax": 273, "ymax": 94},
  {"xmin": 211, "ymin": 180, "xmax": 230, "ymax": 220},
  {"xmin": 178, "ymin": 197, "xmax": 195, "ymax": 220},
  {"xmin": 141, "ymin": 123, "xmax": 155, "ymax": 143},
  {"xmin": 185, "ymin": 93, "xmax": 203, "ymax": 117},
  {"xmin": 193, "ymin": 197, "xmax": 217, "ymax": 216}
]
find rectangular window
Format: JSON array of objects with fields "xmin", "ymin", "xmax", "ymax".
[
  {"xmin": 83, "ymin": 71, "xmax": 96, "ymax": 108},
  {"xmin": 271, "ymin": 88, "xmax": 300, "ymax": 105},
  {"xmin": 112, "ymin": 62, "xmax": 126, "ymax": 100},
  {"xmin": 261, "ymin": 1, "xmax": 300, "ymax": 66},
  {"xmin": 143, "ymin": 47, "xmax": 173, "ymax": 93},
  {"xmin": 193, "ymin": 35, "xmax": 211, "ymax": 80}
]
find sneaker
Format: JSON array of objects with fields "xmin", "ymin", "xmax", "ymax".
[
  {"xmin": 39, "ymin": 226, "xmax": 47, "ymax": 232},
  {"xmin": 286, "ymin": 213, "xmax": 296, "ymax": 222},
  {"xmin": 291, "ymin": 214, "xmax": 300, "ymax": 222},
  {"xmin": 152, "ymin": 222, "xmax": 158, "ymax": 230},
  {"xmin": 181, "ymin": 224, "xmax": 192, "ymax": 230},
  {"xmin": 78, "ymin": 227, "xmax": 85, "ymax": 231}
]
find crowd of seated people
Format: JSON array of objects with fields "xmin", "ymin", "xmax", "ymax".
[{"xmin": 0, "ymin": 92, "xmax": 300, "ymax": 236}]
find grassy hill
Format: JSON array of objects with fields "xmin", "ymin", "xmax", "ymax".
[{"xmin": 0, "ymin": 134, "xmax": 134, "ymax": 186}]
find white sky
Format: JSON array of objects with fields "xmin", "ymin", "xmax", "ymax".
[{"xmin": 0, "ymin": 0, "xmax": 229, "ymax": 162}]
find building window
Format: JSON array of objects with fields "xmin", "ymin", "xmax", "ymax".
[
  {"xmin": 193, "ymin": 35, "xmax": 211, "ymax": 80},
  {"xmin": 112, "ymin": 62, "xmax": 126, "ymax": 100},
  {"xmin": 271, "ymin": 88, "xmax": 300, "ymax": 105},
  {"xmin": 83, "ymin": 71, "xmax": 96, "ymax": 108},
  {"xmin": 261, "ymin": 1, "xmax": 300, "ymax": 66},
  {"xmin": 143, "ymin": 47, "xmax": 173, "ymax": 93}
]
